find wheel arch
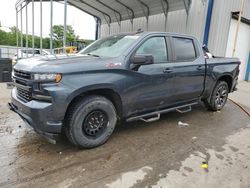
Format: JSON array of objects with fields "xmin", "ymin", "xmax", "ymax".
[
  {"xmin": 65, "ymin": 86, "xmax": 123, "ymax": 121},
  {"xmin": 217, "ymin": 74, "xmax": 233, "ymax": 91},
  {"xmin": 203, "ymin": 74, "xmax": 233, "ymax": 101}
]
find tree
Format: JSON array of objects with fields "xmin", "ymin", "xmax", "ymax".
[
  {"xmin": 52, "ymin": 25, "xmax": 78, "ymax": 48},
  {"xmin": 0, "ymin": 24, "xmax": 89, "ymax": 50}
]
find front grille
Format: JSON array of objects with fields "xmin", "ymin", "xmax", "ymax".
[
  {"xmin": 17, "ymin": 87, "xmax": 32, "ymax": 102},
  {"xmin": 14, "ymin": 69, "xmax": 31, "ymax": 80},
  {"xmin": 13, "ymin": 69, "xmax": 33, "ymax": 102}
]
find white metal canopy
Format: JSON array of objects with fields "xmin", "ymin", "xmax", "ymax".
[
  {"xmin": 67, "ymin": 0, "xmax": 191, "ymax": 24},
  {"xmin": 14, "ymin": 0, "xmax": 191, "ymax": 58},
  {"xmin": 16, "ymin": 0, "xmax": 191, "ymax": 24}
]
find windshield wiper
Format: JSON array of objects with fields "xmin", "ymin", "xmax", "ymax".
[{"xmin": 87, "ymin": 53, "xmax": 100, "ymax": 57}]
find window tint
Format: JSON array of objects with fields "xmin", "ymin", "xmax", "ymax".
[
  {"xmin": 136, "ymin": 37, "xmax": 167, "ymax": 63},
  {"xmin": 173, "ymin": 37, "xmax": 196, "ymax": 61}
]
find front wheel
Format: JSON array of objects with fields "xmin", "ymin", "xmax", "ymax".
[
  {"xmin": 204, "ymin": 81, "xmax": 229, "ymax": 111},
  {"xmin": 65, "ymin": 95, "xmax": 117, "ymax": 148}
]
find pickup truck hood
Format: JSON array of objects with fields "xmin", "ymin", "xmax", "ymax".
[{"xmin": 14, "ymin": 54, "xmax": 122, "ymax": 73}]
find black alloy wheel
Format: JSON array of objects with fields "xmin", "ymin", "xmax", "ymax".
[{"xmin": 83, "ymin": 110, "xmax": 109, "ymax": 137}]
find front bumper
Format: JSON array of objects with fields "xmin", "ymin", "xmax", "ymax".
[{"xmin": 9, "ymin": 88, "xmax": 62, "ymax": 141}]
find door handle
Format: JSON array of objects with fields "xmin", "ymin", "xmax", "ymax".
[
  {"xmin": 163, "ymin": 68, "xmax": 173, "ymax": 73},
  {"xmin": 196, "ymin": 65, "xmax": 203, "ymax": 70}
]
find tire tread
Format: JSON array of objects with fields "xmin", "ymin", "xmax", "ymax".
[
  {"xmin": 204, "ymin": 81, "xmax": 229, "ymax": 111},
  {"xmin": 65, "ymin": 95, "xmax": 117, "ymax": 148}
]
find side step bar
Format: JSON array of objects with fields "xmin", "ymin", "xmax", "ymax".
[
  {"xmin": 176, "ymin": 105, "xmax": 192, "ymax": 113},
  {"xmin": 126, "ymin": 102, "xmax": 198, "ymax": 122},
  {"xmin": 140, "ymin": 114, "xmax": 160, "ymax": 123}
]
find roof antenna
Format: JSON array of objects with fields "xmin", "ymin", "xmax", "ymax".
[{"xmin": 136, "ymin": 28, "xmax": 143, "ymax": 33}]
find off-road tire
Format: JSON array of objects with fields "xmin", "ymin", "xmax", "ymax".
[
  {"xmin": 65, "ymin": 95, "xmax": 117, "ymax": 148},
  {"xmin": 204, "ymin": 81, "xmax": 229, "ymax": 111}
]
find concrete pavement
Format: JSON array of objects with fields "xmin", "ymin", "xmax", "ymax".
[
  {"xmin": 0, "ymin": 83, "xmax": 249, "ymax": 188},
  {"xmin": 229, "ymin": 81, "xmax": 250, "ymax": 113}
]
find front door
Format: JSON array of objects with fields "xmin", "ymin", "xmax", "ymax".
[{"xmin": 128, "ymin": 36, "xmax": 176, "ymax": 114}]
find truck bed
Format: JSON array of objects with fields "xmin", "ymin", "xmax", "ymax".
[{"xmin": 206, "ymin": 57, "xmax": 240, "ymax": 65}]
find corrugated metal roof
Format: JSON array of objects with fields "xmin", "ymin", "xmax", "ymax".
[
  {"xmin": 15, "ymin": 0, "xmax": 191, "ymax": 23},
  {"xmin": 67, "ymin": 0, "xmax": 191, "ymax": 24}
]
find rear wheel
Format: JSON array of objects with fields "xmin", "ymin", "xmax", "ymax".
[
  {"xmin": 65, "ymin": 95, "xmax": 117, "ymax": 148},
  {"xmin": 204, "ymin": 81, "xmax": 229, "ymax": 111}
]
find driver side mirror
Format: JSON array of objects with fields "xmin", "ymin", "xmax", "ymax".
[{"xmin": 132, "ymin": 54, "xmax": 154, "ymax": 65}]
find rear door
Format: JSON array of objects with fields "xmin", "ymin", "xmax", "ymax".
[{"xmin": 167, "ymin": 36, "xmax": 205, "ymax": 102}]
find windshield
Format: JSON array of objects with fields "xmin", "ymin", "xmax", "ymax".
[{"xmin": 79, "ymin": 35, "xmax": 139, "ymax": 58}]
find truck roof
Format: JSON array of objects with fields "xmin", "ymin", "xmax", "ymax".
[{"xmin": 109, "ymin": 31, "xmax": 198, "ymax": 40}]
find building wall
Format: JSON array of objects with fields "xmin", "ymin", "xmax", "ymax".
[
  {"xmin": 99, "ymin": 0, "xmax": 250, "ymax": 57},
  {"xmin": 100, "ymin": 0, "xmax": 207, "ymax": 42},
  {"xmin": 208, "ymin": 0, "xmax": 250, "ymax": 56},
  {"xmin": 225, "ymin": 19, "xmax": 250, "ymax": 80}
]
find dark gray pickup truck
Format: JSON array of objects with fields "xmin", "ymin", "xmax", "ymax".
[{"xmin": 9, "ymin": 31, "xmax": 240, "ymax": 148}]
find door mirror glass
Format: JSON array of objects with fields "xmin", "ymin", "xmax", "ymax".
[{"xmin": 132, "ymin": 54, "xmax": 154, "ymax": 65}]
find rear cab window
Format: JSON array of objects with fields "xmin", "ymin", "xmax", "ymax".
[{"xmin": 172, "ymin": 37, "xmax": 196, "ymax": 61}]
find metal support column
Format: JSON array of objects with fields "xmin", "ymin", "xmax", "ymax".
[
  {"xmin": 98, "ymin": 19, "xmax": 101, "ymax": 39},
  {"xmin": 103, "ymin": 15, "xmax": 111, "ymax": 35},
  {"xmin": 96, "ymin": 0, "xmax": 122, "ymax": 32},
  {"xmin": 63, "ymin": 0, "xmax": 67, "ymax": 53},
  {"xmin": 32, "ymin": 0, "xmax": 34, "ymax": 56},
  {"xmin": 20, "ymin": 4, "xmax": 23, "ymax": 58},
  {"xmin": 131, "ymin": 17, "xmax": 134, "ymax": 31},
  {"xmin": 232, "ymin": 0, "xmax": 245, "ymax": 57},
  {"xmin": 78, "ymin": 0, "xmax": 111, "ymax": 35},
  {"xmin": 95, "ymin": 17, "xmax": 100, "ymax": 40},
  {"xmin": 245, "ymin": 52, "xmax": 250, "ymax": 81},
  {"xmin": 40, "ymin": 0, "xmax": 43, "ymax": 54},
  {"xmin": 115, "ymin": 0, "xmax": 134, "ymax": 31},
  {"xmin": 16, "ymin": 8, "xmax": 19, "ymax": 60},
  {"xmin": 137, "ymin": 0, "xmax": 149, "ymax": 31},
  {"xmin": 183, "ymin": 0, "xmax": 190, "ymax": 27},
  {"xmin": 67, "ymin": 1, "xmax": 102, "ymax": 38},
  {"xmin": 203, "ymin": 0, "xmax": 214, "ymax": 46},
  {"xmin": 50, "ymin": 0, "xmax": 53, "ymax": 54},
  {"xmin": 25, "ymin": 3, "xmax": 28, "ymax": 58},
  {"xmin": 161, "ymin": 0, "xmax": 169, "ymax": 31}
]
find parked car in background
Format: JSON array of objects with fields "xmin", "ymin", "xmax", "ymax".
[
  {"xmin": 9, "ymin": 31, "xmax": 240, "ymax": 148},
  {"xmin": 12, "ymin": 49, "xmax": 50, "ymax": 65}
]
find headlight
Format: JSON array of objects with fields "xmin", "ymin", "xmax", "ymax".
[{"xmin": 33, "ymin": 73, "xmax": 62, "ymax": 82}]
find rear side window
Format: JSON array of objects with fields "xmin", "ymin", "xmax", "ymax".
[{"xmin": 173, "ymin": 37, "xmax": 196, "ymax": 61}]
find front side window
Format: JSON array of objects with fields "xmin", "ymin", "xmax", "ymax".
[
  {"xmin": 135, "ymin": 37, "xmax": 168, "ymax": 63},
  {"xmin": 173, "ymin": 37, "xmax": 196, "ymax": 61}
]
